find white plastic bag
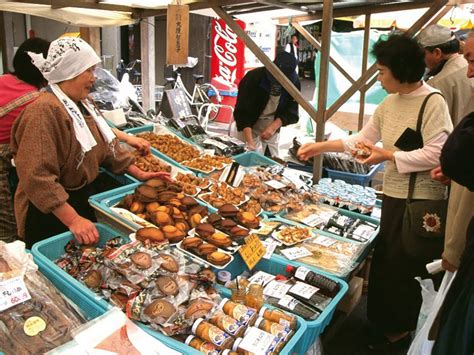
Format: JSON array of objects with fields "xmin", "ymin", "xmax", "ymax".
[
  {"xmin": 407, "ymin": 271, "xmax": 456, "ymax": 355},
  {"xmin": 414, "ymin": 277, "xmax": 436, "ymax": 334}
]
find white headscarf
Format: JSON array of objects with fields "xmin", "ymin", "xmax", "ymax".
[{"xmin": 28, "ymin": 37, "xmax": 116, "ymax": 167}]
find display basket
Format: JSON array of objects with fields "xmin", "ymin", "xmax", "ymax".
[
  {"xmin": 31, "ymin": 223, "xmax": 306, "ymax": 355},
  {"xmin": 232, "ymin": 151, "xmax": 279, "ymax": 167},
  {"xmin": 223, "ymin": 252, "xmax": 348, "ymax": 353},
  {"xmin": 88, "ymin": 183, "xmax": 217, "ymax": 234},
  {"xmin": 323, "ymin": 163, "xmax": 382, "ymax": 187}
]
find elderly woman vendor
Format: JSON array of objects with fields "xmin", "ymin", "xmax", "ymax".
[{"xmin": 11, "ymin": 37, "xmax": 164, "ymax": 248}]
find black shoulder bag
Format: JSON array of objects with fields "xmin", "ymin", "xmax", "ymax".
[{"xmin": 401, "ymin": 92, "xmax": 448, "ymax": 261}]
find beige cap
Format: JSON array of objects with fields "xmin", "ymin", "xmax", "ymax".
[{"xmin": 418, "ymin": 24, "xmax": 456, "ymax": 47}]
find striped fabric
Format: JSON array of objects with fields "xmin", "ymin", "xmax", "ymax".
[{"xmin": 0, "ymin": 91, "xmax": 39, "ymax": 118}]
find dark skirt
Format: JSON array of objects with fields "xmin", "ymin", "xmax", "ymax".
[{"xmin": 367, "ymin": 194, "xmax": 441, "ymax": 333}]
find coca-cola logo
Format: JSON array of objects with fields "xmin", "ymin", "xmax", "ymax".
[{"xmin": 213, "ymin": 21, "xmax": 239, "ymax": 83}]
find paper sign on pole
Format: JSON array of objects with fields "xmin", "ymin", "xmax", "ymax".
[{"xmin": 166, "ymin": 4, "xmax": 189, "ymax": 65}]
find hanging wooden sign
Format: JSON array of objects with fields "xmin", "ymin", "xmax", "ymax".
[{"xmin": 166, "ymin": 4, "xmax": 189, "ymax": 65}]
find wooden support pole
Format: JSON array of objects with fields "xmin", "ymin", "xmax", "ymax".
[
  {"xmin": 358, "ymin": 14, "xmax": 371, "ymax": 131},
  {"xmin": 326, "ymin": 0, "xmax": 447, "ymax": 120},
  {"xmin": 292, "ymin": 22, "xmax": 355, "ymax": 84},
  {"xmin": 212, "ymin": 5, "xmax": 318, "ymax": 123},
  {"xmin": 140, "ymin": 17, "xmax": 155, "ymax": 111},
  {"xmin": 80, "ymin": 27, "xmax": 101, "ymax": 56},
  {"xmin": 312, "ymin": 0, "xmax": 333, "ymax": 182}
]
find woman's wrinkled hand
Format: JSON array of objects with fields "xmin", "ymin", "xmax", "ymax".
[
  {"xmin": 69, "ymin": 216, "xmax": 99, "ymax": 245},
  {"xmin": 297, "ymin": 143, "xmax": 321, "ymax": 161},
  {"xmin": 430, "ymin": 166, "xmax": 451, "ymax": 185},
  {"xmin": 357, "ymin": 143, "xmax": 393, "ymax": 165},
  {"xmin": 127, "ymin": 135, "xmax": 151, "ymax": 155}
]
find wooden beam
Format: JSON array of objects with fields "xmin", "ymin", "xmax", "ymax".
[
  {"xmin": 140, "ymin": 17, "xmax": 155, "ymax": 111},
  {"xmin": 358, "ymin": 13, "xmax": 370, "ymax": 131},
  {"xmin": 325, "ymin": 0, "xmax": 448, "ymax": 120},
  {"xmin": 292, "ymin": 21, "xmax": 355, "ymax": 84},
  {"xmin": 80, "ymin": 27, "xmax": 101, "ymax": 56},
  {"xmin": 277, "ymin": 0, "xmax": 440, "ymax": 24},
  {"xmin": 0, "ymin": 12, "xmax": 14, "ymax": 73},
  {"xmin": 212, "ymin": 5, "xmax": 319, "ymax": 123},
  {"xmin": 11, "ymin": 0, "xmax": 134, "ymax": 12},
  {"xmin": 313, "ymin": 0, "xmax": 333, "ymax": 182},
  {"xmin": 256, "ymin": 0, "xmax": 305, "ymax": 12}
]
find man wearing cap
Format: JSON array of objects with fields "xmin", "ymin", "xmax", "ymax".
[
  {"xmin": 418, "ymin": 24, "xmax": 474, "ymax": 126},
  {"xmin": 232, "ymin": 51, "xmax": 300, "ymax": 157}
]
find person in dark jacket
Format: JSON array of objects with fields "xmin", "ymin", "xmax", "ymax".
[{"xmin": 232, "ymin": 51, "xmax": 300, "ymax": 157}]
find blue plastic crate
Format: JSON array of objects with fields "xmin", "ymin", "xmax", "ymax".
[
  {"xmin": 99, "ymin": 167, "xmax": 138, "ymax": 186},
  {"xmin": 324, "ymin": 163, "xmax": 382, "ymax": 187},
  {"xmin": 233, "ymin": 151, "xmax": 279, "ymax": 167},
  {"xmin": 223, "ymin": 252, "xmax": 348, "ymax": 353},
  {"xmin": 32, "ymin": 223, "xmax": 306, "ymax": 355}
]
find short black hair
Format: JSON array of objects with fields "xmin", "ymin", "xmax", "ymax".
[
  {"xmin": 425, "ymin": 38, "xmax": 460, "ymax": 54},
  {"xmin": 12, "ymin": 37, "xmax": 50, "ymax": 89},
  {"xmin": 371, "ymin": 34, "xmax": 425, "ymax": 83}
]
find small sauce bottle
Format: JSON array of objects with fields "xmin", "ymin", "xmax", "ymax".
[
  {"xmin": 209, "ymin": 311, "xmax": 246, "ymax": 338},
  {"xmin": 185, "ymin": 335, "xmax": 220, "ymax": 355},
  {"xmin": 254, "ymin": 317, "xmax": 293, "ymax": 343},
  {"xmin": 191, "ymin": 318, "xmax": 234, "ymax": 350},
  {"xmin": 258, "ymin": 306, "xmax": 297, "ymax": 330},
  {"xmin": 219, "ymin": 298, "xmax": 257, "ymax": 327},
  {"xmin": 245, "ymin": 283, "xmax": 264, "ymax": 311}
]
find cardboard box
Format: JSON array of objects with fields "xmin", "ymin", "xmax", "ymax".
[{"xmin": 336, "ymin": 276, "xmax": 364, "ymax": 314}]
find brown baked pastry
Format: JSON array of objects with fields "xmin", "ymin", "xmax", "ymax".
[
  {"xmin": 158, "ymin": 253, "xmax": 179, "ymax": 273},
  {"xmin": 207, "ymin": 213, "xmax": 222, "ymax": 226},
  {"xmin": 83, "ymin": 269, "xmax": 102, "ymax": 289},
  {"xmin": 167, "ymin": 182, "xmax": 183, "ymax": 193},
  {"xmin": 207, "ymin": 251, "xmax": 231, "ymax": 266},
  {"xmin": 195, "ymin": 223, "xmax": 215, "ymax": 238},
  {"xmin": 157, "ymin": 191, "xmax": 178, "ymax": 204},
  {"xmin": 188, "ymin": 213, "xmax": 203, "ymax": 228},
  {"xmin": 185, "ymin": 300, "xmax": 214, "ymax": 319},
  {"xmin": 130, "ymin": 252, "xmax": 152, "ymax": 269},
  {"xmin": 135, "ymin": 227, "xmax": 166, "ymax": 243},
  {"xmin": 156, "ymin": 276, "xmax": 179, "ymax": 296},
  {"xmin": 144, "ymin": 178, "xmax": 167, "ymax": 190},
  {"xmin": 229, "ymin": 226, "xmax": 250, "ymax": 238},
  {"xmin": 196, "ymin": 243, "xmax": 217, "ymax": 256},
  {"xmin": 181, "ymin": 196, "xmax": 199, "ymax": 209},
  {"xmin": 146, "ymin": 202, "xmax": 161, "ymax": 214},
  {"xmin": 220, "ymin": 218, "xmax": 237, "ymax": 231},
  {"xmin": 129, "ymin": 201, "xmax": 145, "ymax": 214},
  {"xmin": 144, "ymin": 299, "xmax": 176, "ymax": 320},
  {"xmin": 175, "ymin": 221, "xmax": 190, "ymax": 233},
  {"xmin": 162, "ymin": 225, "xmax": 186, "ymax": 243},
  {"xmin": 218, "ymin": 203, "xmax": 239, "ymax": 218},
  {"xmin": 151, "ymin": 211, "xmax": 174, "ymax": 226},
  {"xmin": 135, "ymin": 185, "xmax": 159, "ymax": 203},
  {"xmin": 236, "ymin": 211, "xmax": 260, "ymax": 229},
  {"xmin": 181, "ymin": 237, "xmax": 203, "ymax": 250},
  {"xmin": 207, "ymin": 232, "xmax": 232, "ymax": 248},
  {"xmin": 188, "ymin": 205, "xmax": 208, "ymax": 218}
]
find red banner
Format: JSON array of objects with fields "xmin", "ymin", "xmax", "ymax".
[{"xmin": 210, "ymin": 19, "xmax": 246, "ymax": 85}]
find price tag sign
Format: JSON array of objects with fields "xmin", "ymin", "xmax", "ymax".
[
  {"xmin": 261, "ymin": 241, "xmax": 277, "ymax": 259},
  {"xmin": 0, "ymin": 276, "xmax": 31, "ymax": 311},
  {"xmin": 264, "ymin": 179, "xmax": 287, "ymax": 190},
  {"xmin": 238, "ymin": 234, "xmax": 266, "ymax": 270},
  {"xmin": 280, "ymin": 246, "xmax": 312, "ymax": 260},
  {"xmin": 312, "ymin": 235, "xmax": 337, "ymax": 247},
  {"xmin": 300, "ymin": 215, "xmax": 325, "ymax": 228}
]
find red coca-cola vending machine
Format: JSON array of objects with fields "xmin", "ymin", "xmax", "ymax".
[{"xmin": 210, "ymin": 19, "xmax": 246, "ymax": 123}]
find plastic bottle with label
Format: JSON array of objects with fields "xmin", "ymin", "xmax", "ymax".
[
  {"xmin": 209, "ymin": 311, "xmax": 246, "ymax": 338},
  {"xmin": 285, "ymin": 265, "xmax": 340, "ymax": 297},
  {"xmin": 219, "ymin": 298, "xmax": 257, "ymax": 327},
  {"xmin": 258, "ymin": 306, "xmax": 297, "ymax": 330},
  {"xmin": 254, "ymin": 317, "xmax": 293, "ymax": 343},
  {"xmin": 185, "ymin": 335, "xmax": 221, "ymax": 355},
  {"xmin": 191, "ymin": 318, "xmax": 234, "ymax": 350}
]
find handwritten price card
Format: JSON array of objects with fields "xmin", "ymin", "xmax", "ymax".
[
  {"xmin": 0, "ymin": 276, "xmax": 31, "ymax": 311},
  {"xmin": 239, "ymin": 234, "xmax": 266, "ymax": 270}
]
